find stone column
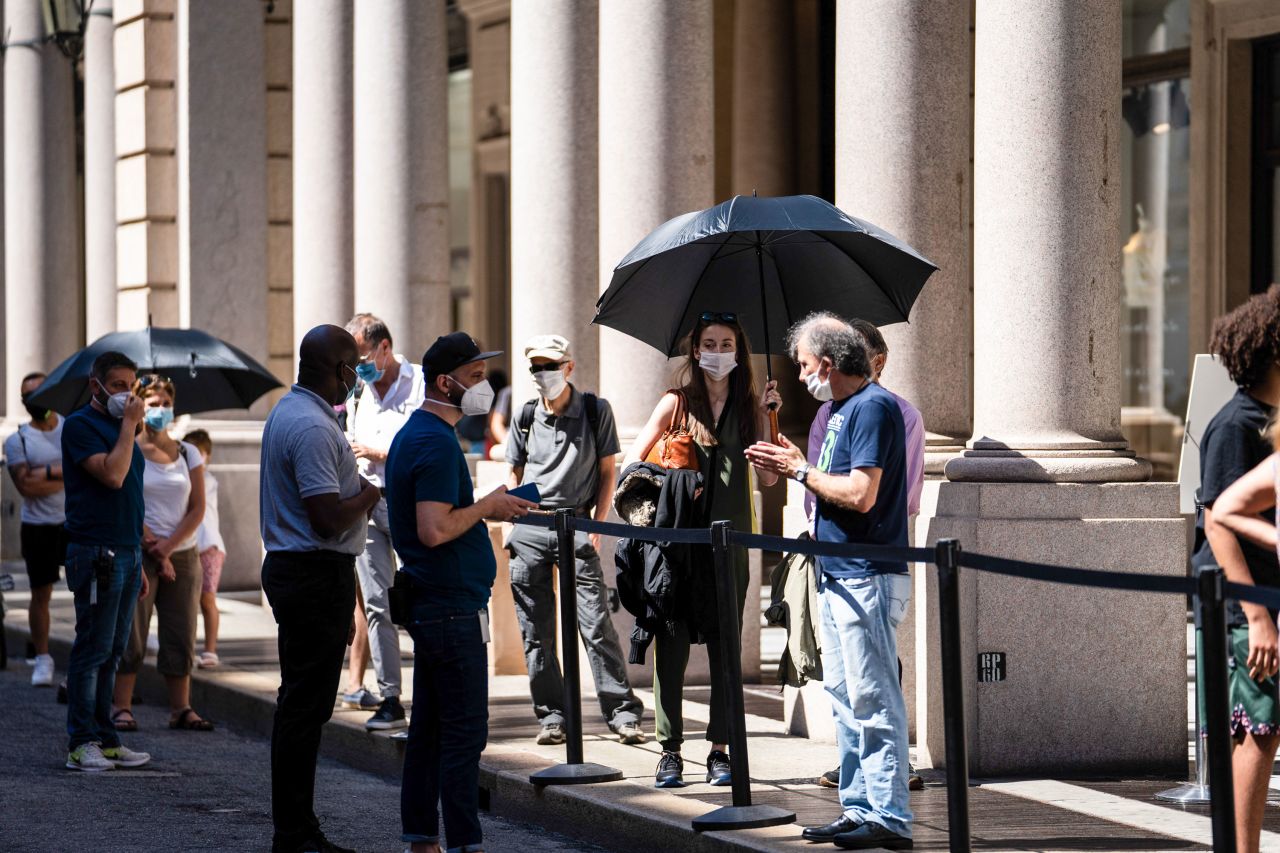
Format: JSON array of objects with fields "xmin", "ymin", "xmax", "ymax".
[
  {"xmin": 836, "ymin": 0, "xmax": 971, "ymax": 470},
  {"xmin": 411, "ymin": 0, "xmax": 450, "ymax": 353},
  {"xmin": 912, "ymin": 0, "xmax": 1184, "ymax": 779},
  {"xmin": 598, "ymin": 0, "xmax": 715, "ymax": 438},
  {"xmin": 175, "ymin": 0, "xmax": 268, "ymax": 368},
  {"xmin": 510, "ymin": 0, "xmax": 598, "ymax": 403},
  {"xmin": 84, "ymin": 3, "xmax": 117, "ymax": 342},
  {"xmin": 292, "ymin": 0, "xmax": 352, "ymax": 351},
  {"xmin": 354, "ymin": 0, "xmax": 449, "ymax": 354},
  {"xmin": 599, "ymin": 1, "xmax": 738, "ymax": 687},
  {"xmin": 730, "ymin": 0, "xmax": 794, "ymax": 198},
  {"xmin": 5, "ymin": 0, "xmax": 81, "ymax": 415},
  {"xmin": 945, "ymin": 0, "xmax": 1149, "ymax": 483}
]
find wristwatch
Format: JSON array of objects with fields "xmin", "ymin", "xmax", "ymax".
[{"xmin": 793, "ymin": 463, "xmax": 811, "ymax": 485}]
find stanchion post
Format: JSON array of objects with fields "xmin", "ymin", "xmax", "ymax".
[
  {"xmin": 935, "ymin": 538, "xmax": 971, "ymax": 853},
  {"xmin": 691, "ymin": 521, "xmax": 795, "ymax": 832},
  {"xmin": 1197, "ymin": 567, "xmax": 1235, "ymax": 853},
  {"xmin": 557, "ymin": 508, "xmax": 585, "ymax": 765},
  {"xmin": 529, "ymin": 510, "xmax": 622, "ymax": 786}
]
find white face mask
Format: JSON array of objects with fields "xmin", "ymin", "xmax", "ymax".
[
  {"xmin": 95, "ymin": 380, "xmax": 131, "ymax": 419},
  {"xmin": 698, "ymin": 351, "xmax": 737, "ymax": 381},
  {"xmin": 533, "ymin": 369, "xmax": 568, "ymax": 401},
  {"xmin": 805, "ymin": 368, "xmax": 833, "ymax": 402},
  {"xmin": 445, "ymin": 376, "xmax": 495, "ymax": 417}
]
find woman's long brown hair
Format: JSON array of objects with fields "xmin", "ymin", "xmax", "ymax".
[{"xmin": 675, "ymin": 317, "xmax": 760, "ymax": 449}]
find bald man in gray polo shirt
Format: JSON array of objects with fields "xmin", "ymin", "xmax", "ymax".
[
  {"xmin": 260, "ymin": 325, "xmax": 379, "ymax": 853},
  {"xmin": 506, "ymin": 334, "xmax": 644, "ymax": 746}
]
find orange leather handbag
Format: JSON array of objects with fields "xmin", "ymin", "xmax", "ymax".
[{"xmin": 644, "ymin": 390, "xmax": 701, "ymax": 472}]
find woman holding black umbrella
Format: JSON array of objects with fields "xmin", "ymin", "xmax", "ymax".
[{"xmin": 622, "ymin": 312, "xmax": 781, "ymax": 789}]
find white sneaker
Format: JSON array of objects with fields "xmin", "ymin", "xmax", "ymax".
[
  {"xmin": 31, "ymin": 654, "xmax": 54, "ymax": 687},
  {"xmin": 101, "ymin": 744, "xmax": 151, "ymax": 768},
  {"xmin": 66, "ymin": 743, "xmax": 115, "ymax": 772}
]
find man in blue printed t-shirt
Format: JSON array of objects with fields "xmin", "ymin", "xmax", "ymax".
[
  {"xmin": 384, "ymin": 332, "xmax": 535, "ymax": 853},
  {"xmin": 747, "ymin": 314, "xmax": 912, "ymax": 851},
  {"xmin": 60, "ymin": 351, "xmax": 152, "ymax": 773}
]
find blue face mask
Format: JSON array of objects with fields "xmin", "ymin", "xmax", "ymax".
[
  {"xmin": 354, "ymin": 358, "xmax": 384, "ymax": 385},
  {"xmin": 144, "ymin": 406, "xmax": 174, "ymax": 431}
]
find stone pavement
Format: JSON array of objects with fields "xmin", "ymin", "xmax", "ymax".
[
  {"xmin": 5, "ymin": 573, "xmax": 1279, "ymax": 852},
  {"xmin": 0, "ymin": 663, "xmax": 608, "ymax": 853}
]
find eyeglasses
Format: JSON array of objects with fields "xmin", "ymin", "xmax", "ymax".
[
  {"xmin": 529, "ymin": 362, "xmax": 566, "ymax": 375},
  {"xmin": 699, "ymin": 311, "xmax": 738, "ymax": 324}
]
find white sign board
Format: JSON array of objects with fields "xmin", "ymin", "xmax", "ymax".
[{"xmin": 1177, "ymin": 354, "xmax": 1238, "ymax": 514}]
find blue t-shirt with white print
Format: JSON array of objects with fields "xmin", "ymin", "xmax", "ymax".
[{"xmin": 814, "ymin": 381, "xmax": 909, "ymax": 578}]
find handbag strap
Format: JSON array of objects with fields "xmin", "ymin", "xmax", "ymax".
[{"xmin": 668, "ymin": 389, "xmax": 688, "ymax": 433}]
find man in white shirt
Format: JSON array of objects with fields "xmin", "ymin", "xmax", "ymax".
[
  {"xmin": 4, "ymin": 371, "xmax": 66, "ymax": 687},
  {"xmin": 343, "ymin": 314, "xmax": 426, "ymax": 730}
]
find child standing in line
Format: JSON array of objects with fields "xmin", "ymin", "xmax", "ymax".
[{"xmin": 184, "ymin": 429, "xmax": 225, "ymax": 668}]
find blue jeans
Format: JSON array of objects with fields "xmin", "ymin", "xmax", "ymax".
[
  {"xmin": 819, "ymin": 573, "xmax": 913, "ymax": 838},
  {"xmin": 64, "ymin": 543, "xmax": 143, "ymax": 751},
  {"xmin": 401, "ymin": 601, "xmax": 489, "ymax": 851}
]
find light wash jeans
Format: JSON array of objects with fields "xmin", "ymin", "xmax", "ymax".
[
  {"xmin": 818, "ymin": 572, "xmax": 913, "ymax": 838},
  {"xmin": 356, "ymin": 498, "xmax": 402, "ymax": 698}
]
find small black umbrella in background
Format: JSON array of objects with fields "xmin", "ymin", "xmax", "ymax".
[
  {"xmin": 593, "ymin": 193, "xmax": 939, "ymax": 441},
  {"xmin": 27, "ymin": 326, "xmax": 284, "ymax": 416}
]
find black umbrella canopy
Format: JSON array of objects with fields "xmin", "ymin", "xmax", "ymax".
[
  {"xmin": 28, "ymin": 327, "xmax": 284, "ymax": 416},
  {"xmin": 594, "ymin": 194, "xmax": 938, "ymax": 358}
]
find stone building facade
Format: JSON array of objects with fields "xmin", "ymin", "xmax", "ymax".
[{"xmin": 0, "ymin": 0, "xmax": 1275, "ymax": 773}]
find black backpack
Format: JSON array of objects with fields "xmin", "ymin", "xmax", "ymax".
[{"xmin": 517, "ymin": 392, "xmax": 600, "ymax": 443}]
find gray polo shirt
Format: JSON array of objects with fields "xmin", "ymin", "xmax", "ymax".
[
  {"xmin": 260, "ymin": 384, "xmax": 365, "ymax": 555},
  {"xmin": 506, "ymin": 387, "xmax": 620, "ymax": 510}
]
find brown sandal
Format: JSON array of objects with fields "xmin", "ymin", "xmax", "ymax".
[
  {"xmin": 169, "ymin": 707, "xmax": 214, "ymax": 731},
  {"xmin": 110, "ymin": 708, "xmax": 138, "ymax": 732}
]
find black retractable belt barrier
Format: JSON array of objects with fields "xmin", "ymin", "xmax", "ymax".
[
  {"xmin": 502, "ymin": 513, "xmax": 1260, "ymax": 846},
  {"xmin": 1197, "ymin": 568, "xmax": 1235, "ymax": 853},
  {"xmin": 691, "ymin": 521, "xmax": 796, "ymax": 832},
  {"xmin": 529, "ymin": 510, "xmax": 623, "ymax": 786},
  {"xmin": 935, "ymin": 539, "xmax": 971, "ymax": 853}
]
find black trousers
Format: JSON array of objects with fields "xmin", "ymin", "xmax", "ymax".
[{"xmin": 261, "ymin": 550, "xmax": 356, "ymax": 849}]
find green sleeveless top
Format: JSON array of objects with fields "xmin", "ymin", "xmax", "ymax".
[{"xmin": 693, "ymin": 395, "xmax": 756, "ymax": 535}]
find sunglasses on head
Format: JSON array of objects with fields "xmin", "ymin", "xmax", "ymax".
[
  {"xmin": 699, "ymin": 311, "xmax": 738, "ymax": 325},
  {"xmin": 137, "ymin": 375, "xmax": 170, "ymax": 389},
  {"xmin": 529, "ymin": 362, "xmax": 566, "ymax": 375}
]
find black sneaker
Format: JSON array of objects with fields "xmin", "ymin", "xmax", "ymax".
[
  {"xmin": 818, "ymin": 766, "xmax": 839, "ymax": 788},
  {"xmin": 364, "ymin": 697, "xmax": 407, "ymax": 731},
  {"xmin": 705, "ymin": 750, "xmax": 732, "ymax": 786},
  {"xmin": 655, "ymin": 750, "xmax": 685, "ymax": 788}
]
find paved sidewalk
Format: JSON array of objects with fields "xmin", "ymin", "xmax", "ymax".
[{"xmin": 3, "ymin": 573, "xmax": 1273, "ymax": 852}]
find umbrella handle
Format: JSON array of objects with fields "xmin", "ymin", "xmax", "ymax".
[{"xmin": 767, "ymin": 408, "xmax": 780, "ymax": 445}]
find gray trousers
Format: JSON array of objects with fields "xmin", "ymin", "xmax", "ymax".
[
  {"xmin": 356, "ymin": 498, "xmax": 402, "ymax": 698},
  {"xmin": 508, "ymin": 523, "xmax": 642, "ymax": 728}
]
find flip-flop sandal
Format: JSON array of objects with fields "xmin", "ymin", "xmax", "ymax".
[
  {"xmin": 111, "ymin": 708, "xmax": 138, "ymax": 732},
  {"xmin": 169, "ymin": 707, "xmax": 215, "ymax": 731}
]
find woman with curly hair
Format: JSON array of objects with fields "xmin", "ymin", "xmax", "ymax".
[{"xmin": 1196, "ymin": 283, "xmax": 1280, "ymax": 853}]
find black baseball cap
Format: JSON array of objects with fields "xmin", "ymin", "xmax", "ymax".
[{"xmin": 422, "ymin": 332, "xmax": 503, "ymax": 381}]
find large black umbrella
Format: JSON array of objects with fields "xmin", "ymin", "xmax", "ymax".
[
  {"xmin": 28, "ymin": 326, "xmax": 284, "ymax": 415},
  {"xmin": 594, "ymin": 193, "xmax": 938, "ymax": 359}
]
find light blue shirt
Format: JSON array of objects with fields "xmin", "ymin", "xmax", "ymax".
[{"xmin": 260, "ymin": 385, "xmax": 365, "ymax": 555}]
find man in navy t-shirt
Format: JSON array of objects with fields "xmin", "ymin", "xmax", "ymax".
[
  {"xmin": 59, "ymin": 351, "xmax": 151, "ymax": 773},
  {"xmin": 747, "ymin": 314, "xmax": 912, "ymax": 850},
  {"xmin": 385, "ymin": 332, "xmax": 535, "ymax": 853}
]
